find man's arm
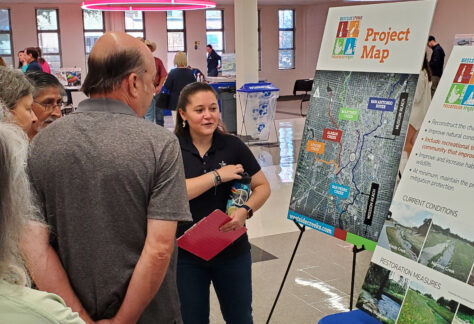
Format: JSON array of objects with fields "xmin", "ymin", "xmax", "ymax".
[
  {"xmin": 20, "ymin": 221, "xmax": 95, "ymax": 324},
  {"xmin": 105, "ymin": 219, "xmax": 177, "ymax": 324}
]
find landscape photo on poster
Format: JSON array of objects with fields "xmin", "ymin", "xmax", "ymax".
[
  {"xmin": 356, "ymin": 263, "xmax": 409, "ymax": 324},
  {"xmin": 378, "ymin": 201, "xmax": 433, "ymax": 261},
  {"xmin": 397, "ymin": 281, "xmax": 458, "ymax": 324},
  {"xmin": 288, "ymin": 70, "xmax": 418, "ymax": 245},
  {"xmin": 418, "ymin": 214, "xmax": 474, "ymax": 283}
]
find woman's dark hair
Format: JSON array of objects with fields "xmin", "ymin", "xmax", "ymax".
[
  {"xmin": 35, "ymin": 47, "xmax": 45, "ymax": 64},
  {"xmin": 25, "ymin": 47, "xmax": 39, "ymax": 60},
  {"xmin": 81, "ymin": 48, "xmax": 145, "ymax": 96},
  {"xmin": 17, "ymin": 51, "xmax": 24, "ymax": 69},
  {"xmin": 423, "ymin": 52, "xmax": 432, "ymax": 82},
  {"xmin": 174, "ymin": 82, "xmax": 226, "ymax": 136}
]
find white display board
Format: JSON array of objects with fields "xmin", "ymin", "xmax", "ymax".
[
  {"xmin": 221, "ymin": 53, "xmax": 236, "ymax": 76},
  {"xmin": 288, "ymin": 0, "xmax": 436, "ymax": 250},
  {"xmin": 357, "ymin": 46, "xmax": 474, "ymax": 324},
  {"xmin": 316, "ymin": 0, "xmax": 437, "ymax": 74}
]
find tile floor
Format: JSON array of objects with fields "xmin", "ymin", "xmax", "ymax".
[{"xmin": 166, "ymin": 100, "xmax": 375, "ymax": 324}]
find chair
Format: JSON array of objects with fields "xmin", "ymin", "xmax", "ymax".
[{"xmin": 293, "ymin": 79, "xmax": 313, "ymax": 117}]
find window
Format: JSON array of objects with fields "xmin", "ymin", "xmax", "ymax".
[
  {"xmin": 278, "ymin": 9, "xmax": 294, "ymax": 70},
  {"xmin": 36, "ymin": 8, "xmax": 61, "ymax": 70},
  {"xmin": 167, "ymin": 11, "xmax": 185, "ymax": 52},
  {"xmin": 0, "ymin": 9, "xmax": 13, "ymax": 67},
  {"xmin": 124, "ymin": 11, "xmax": 144, "ymax": 38},
  {"xmin": 206, "ymin": 10, "xmax": 223, "ymax": 54},
  {"xmin": 83, "ymin": 9, "xmax": 104, "ymax": 64}
]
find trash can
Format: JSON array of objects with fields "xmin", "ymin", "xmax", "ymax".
[
  {"xmin": 218, "ymin": 87, "xmax": 237, "ymax": 133},
  {"xmin": 237, "ymin": 83, "xmax": 279, "ymax": 141}
]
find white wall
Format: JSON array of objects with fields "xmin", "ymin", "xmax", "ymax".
[{"xmin": 2, "ymin": 0, "xmax": 473, "ymax": 95}]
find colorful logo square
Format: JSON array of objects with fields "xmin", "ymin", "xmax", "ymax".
[
  {"xmin": 336, "ymin": 21, "xmax": 349, "ymax": 38},
  {"xmin": 453, "ymin": 63, "xmax": 473, "ymax": 84},
  {"xmin": 348, "ymin": 21, "xmax": 360, "ymax": 38},
  {"xmin": 445, "ymin": 84, "xmax": 466, "ymax": 105},
  {"xmin": 333, "ymin": 38, "xmax": 345, "ymax": 55},
  {"xmin": 344, "ymin": 38, "xmax": 356, "ymax": 56},
  {"xmin": 461, "ymin": 85, "xmax": 474, "ymax": 106}
]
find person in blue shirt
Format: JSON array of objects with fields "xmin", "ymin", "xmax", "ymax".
[
  {"xmin": 24, "ymin": 47, "xmax": 43, "ymax": 72},
  {"xmin": 206, "ymin": 44, "xmax": 221, "ymax": 77}
]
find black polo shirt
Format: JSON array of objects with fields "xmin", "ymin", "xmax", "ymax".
[{"xmin": 177, "ymin": 131, "xmax": 261, "ymax": 259}]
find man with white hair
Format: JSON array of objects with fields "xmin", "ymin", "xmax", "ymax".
[{"xmin": 22, "ymin": 32, "xmax": 191, "ymax": 324}]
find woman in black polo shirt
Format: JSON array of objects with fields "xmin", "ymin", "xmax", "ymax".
[{"xmin": 174, "ymin": 82, "xmax": 271, "ymax": 324}]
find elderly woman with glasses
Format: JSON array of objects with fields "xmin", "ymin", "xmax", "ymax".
[
  {"xmin": 0, "ymin": 66, "xmax": 38, "ymax": 140},
  {"xmin": 0, "ymin": 121, "xmax": 85, "ymax": 323},
  {"xmin": 25, "ymin": 71, "xmax": 66, "ymax": 137}
]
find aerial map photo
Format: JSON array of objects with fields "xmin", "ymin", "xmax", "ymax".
[{"xmin": 289, "ymin": 70, "xmax": 418, "ymax": 242}]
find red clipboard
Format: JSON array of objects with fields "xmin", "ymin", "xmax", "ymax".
[{"xmin": 177, "ymin": 209, "xmax": 247, "ymax": 261}]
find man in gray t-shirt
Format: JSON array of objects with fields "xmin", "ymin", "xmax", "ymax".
[{"xmin": 22, "ymin": 32, "xmax": 191, "ymax": 324}]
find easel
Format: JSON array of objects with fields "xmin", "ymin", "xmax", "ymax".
[{"xmin": 266, "ymin": 220, "xmax": 367, "ymax": 323}]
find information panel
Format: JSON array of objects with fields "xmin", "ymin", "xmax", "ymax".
[
  {"xmin": 288, "ymin": 0, "xmax": 436, "ymax": 249},
  {"xmin": 357, "ymin": 46, "xmax": 474, "ymax": 324}
]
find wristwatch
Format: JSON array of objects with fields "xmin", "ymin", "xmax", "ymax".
[{"xmin": 241, "ymin": 204, "xmax": 253, "ymax": 219}]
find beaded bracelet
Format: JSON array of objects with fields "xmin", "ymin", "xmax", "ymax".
[{"xmin": 213, "ymin": 170, "xmax": 222, "ymax": 186}]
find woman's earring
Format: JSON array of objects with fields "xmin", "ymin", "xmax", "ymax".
[{"xmin": 182, "ymin": 120, "xmax": 186, "ymax": 128}]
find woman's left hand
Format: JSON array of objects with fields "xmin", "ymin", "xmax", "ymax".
[{"xmin": 219, "ymin": 207, "xmax": 248, "ymax": 232}]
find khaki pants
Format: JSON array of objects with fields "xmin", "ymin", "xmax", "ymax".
[{"xmin": 431, "ymin": 75, "xmax": 440, "ymax": 98}]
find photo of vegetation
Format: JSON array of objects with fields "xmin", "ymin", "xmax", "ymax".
[
  {"xmin": 398, "ymin": 281, "xmax": 458, "ymax": 324},
  {"xmin": 419, "ymin": 216, "xmax": 474, "ymax": 282},
  {"xmin": 468, "ymin": 267, "xmax": 474, "ymax": 286},
  {"xmin": 453, "ymin": 304, "xmax": 474, "ymax": 324},
  {"xmin": 357, "ymin": 263, "xmax": 409, "ymax": 324},
  {"xmin": 378, "ymin": 201, "xmax": 432, "ymax": 261}
]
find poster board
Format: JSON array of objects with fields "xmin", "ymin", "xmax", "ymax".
[
  {"xmin": 357, "ymin": 45, "xmax": 474, "ymax": 324},
  {"xmin": 54, "ymin": 68, "xmax": 82, "ymax": 90},
  {"xmin": 221, "ymin": 53, "xmax": 236, "ymax": 76},
  {"xmin": 288, "ymin": 0, "xmax": 437, "ymax": 250}
]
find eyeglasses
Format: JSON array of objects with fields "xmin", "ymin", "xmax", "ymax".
[{"xmin": 33, "ymin": 101, "xmax": 64, "ymax": 112}]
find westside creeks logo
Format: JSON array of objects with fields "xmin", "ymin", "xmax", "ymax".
[
  {"xmin": 444, "ymin": 58, "xmax": 474, "ymax": 111},
  {"xmin": 332, "ymin": 16, "xmax": 362, "ymax": 59}
]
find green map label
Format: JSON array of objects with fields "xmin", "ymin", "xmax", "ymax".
[{"xmin": 339, "ymin": 107, "xmax": 360, "ymax": 121}]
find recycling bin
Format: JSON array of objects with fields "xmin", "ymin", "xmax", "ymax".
[{"xmin": 237, "ymin": 83, "xmax": 279, "ymax": 141}]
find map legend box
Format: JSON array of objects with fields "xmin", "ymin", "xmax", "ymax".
[
  {"xmin": 306, "ymin": 140, "xmax": 326, "ymax": 154},
  {"xmin": 323, "ymin": 129, "xmax": 343, "ymax": 142}
]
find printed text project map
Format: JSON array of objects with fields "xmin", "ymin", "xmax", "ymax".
[{"xmin": 289, "ymin": 70, "xmax": 418, "ymax": 243}]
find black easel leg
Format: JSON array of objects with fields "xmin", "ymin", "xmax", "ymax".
[
  {"xmin": 266, "ymin": 220, "xmax": 305, "ymax": 324},
  {"xmin": 349, "ymin": 245, "xmax": 365, "ymax": 311}
]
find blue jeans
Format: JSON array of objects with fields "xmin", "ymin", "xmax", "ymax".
[
  {"xmin": 177, "ymin": 251, "xmax": 253, "ymax": 324},
  {"xmin": 144, "ymin": 95, "xmax": 164, "ymax": 126}
]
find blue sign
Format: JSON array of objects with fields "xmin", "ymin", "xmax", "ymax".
[
  {"xmin": 368, "ymin": 97, "xmax": 396, "ymax": 111},
  {"xmin": 329, "ymin": 182, "xmax": 350, "ymax": 199},
  {"xmin": 288, "ymin": 211, "xmax": 335, "ymax": 236}
]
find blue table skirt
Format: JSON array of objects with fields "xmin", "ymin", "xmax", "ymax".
[{"xmin": 318, "ymin": 310, "xmax": 382, "ymax": 324}]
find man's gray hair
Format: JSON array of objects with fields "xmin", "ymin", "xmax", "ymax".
[
  {"xmin": 0, "ymin": 66, "xmax": 33, "ymax": 111},
  {"xmin": 81, "ymin": 48, "xmax": 146, "ymax": 96},
  {"xmin": 0, "ymin": 121, "xmax": 37, "ymax": 286}
]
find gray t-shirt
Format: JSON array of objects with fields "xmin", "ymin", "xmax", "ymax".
[{"xmin": 28, "ymin": 98, "xmax": 191, "ymax": 323}]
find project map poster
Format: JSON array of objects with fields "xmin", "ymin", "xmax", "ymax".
[
  {"xmin": 288, "ymin": 0, "xmax": 437, "ymax": 249},
  {"xmin": 357, "ymin": 46, "xmax": 474, "ymax": 324}
]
